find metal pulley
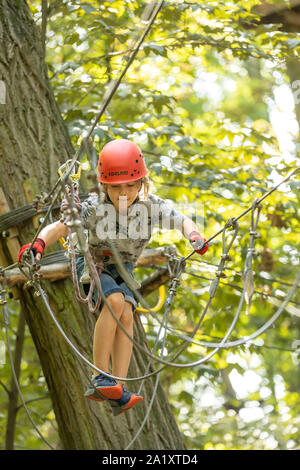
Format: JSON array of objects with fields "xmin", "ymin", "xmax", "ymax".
[
  {"xmin": 57, "ymin": 159, "xmax": 82, "ymax": 186},
  {"xmin": 57, "ymin": 160, "xmax": 83, "ymax": 251}
]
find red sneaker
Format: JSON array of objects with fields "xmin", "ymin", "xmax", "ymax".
[
  {"xmin": 110, "ymin": 387, "xmax": 143, "ymax": 416},
  {"xmin": 84, "ymin": 374, "xmax": 123, "ymax": 401}
]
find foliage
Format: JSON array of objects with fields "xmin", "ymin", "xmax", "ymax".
[{"xmin": 1, "ymin": 0, "xmax": 299, "ymax": 450}]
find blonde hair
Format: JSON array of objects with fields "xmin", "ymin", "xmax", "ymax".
[
  {"xmin": 100, "ymin": 175, "xmax": 151, "ymax": 201},
  {"xmin": 139, "ymin": 175, "xmax": 151, "ymax": 200}
]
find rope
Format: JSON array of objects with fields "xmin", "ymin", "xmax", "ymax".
[
  {"xmin": 0, "ymin": 0, "xmax": 298, "ymax": 443},
  {"xmin": 1, "ymin": 171, "xmax": 299, "ymax": 449},
  {"xmin": 125, "ymin": 315, "xmax": 169, "ymax": 449},
  {"xmin": 125, "ymin": 260, "xmax": 175, "ymax": 449},
  {"xmin": 184, "ymin": 269, "xmax": 300, "ymax": 307},
  {"xmin": 142, "ymin": 322, "xmax": 300, "ymax": 354},
  {"xmin": 21, "ymin": 198, "xmax": 295, "ymax": 378},
  {"xmin": 144, "ymin": 271, "xmax": 300, "ymax": 351},
  {"xmin": 0, "ymin": 4, "xmax": 167, "ymax": 447},
  {"xmin": 183, "ymin": 167, "xmax": 300, "ymax": 263},
  {"xmin": 26, "ymin": 0, "xmax": 165, "ymax": 253},
  {"xmin": 187, "ymin": 258, "xmax": 300, "ymax": 290},
  {"xmin": 1, "ymin": 170, "xmax": 298, "ymax": 378}
]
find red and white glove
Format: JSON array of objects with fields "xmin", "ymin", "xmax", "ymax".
[
  {"xmin": 18, "ymin": 238, "xmax": 46, "ymax": 263},
  {"xmin": 189, "ymin": 231, "xmax": 209, "ymax": 255}
]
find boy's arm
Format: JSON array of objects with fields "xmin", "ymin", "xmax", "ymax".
[
  {"xmin": 151, "ymin": 195, "xmax": 208, "ymax": 254},
  {"xmin": 182, "ymin": 216, "xmax": 198, "ymax": 239},
  {"xmin": 182, "ymin": 216, "xmax": 208, "ymax": 255},
  {"xmin": 38, "ymin": 220, "xmax": 68, "ymax": 247},
  {"xmin": 19, "ymin": 221, "xmax": 68, "ymax": 262}
]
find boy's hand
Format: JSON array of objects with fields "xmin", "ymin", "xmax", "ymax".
[
  {"xmin": 189, "ymin": 231, "xmax": 208, "ymax": 255},
  {"xmin": 18, "ymin": 238, "xmax": 46, "ymax": 263}
]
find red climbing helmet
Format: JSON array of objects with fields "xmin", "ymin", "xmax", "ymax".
[{"xmin": 97, "ymin": 139, "xmax": 148, "ymax": 184}]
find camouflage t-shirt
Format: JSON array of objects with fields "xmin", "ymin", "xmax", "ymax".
[{"xmin": 69, "ymin": 191, "xmax": 186, "ymax": 267}]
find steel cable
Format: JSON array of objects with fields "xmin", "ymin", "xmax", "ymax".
[
  {"xmin": 1, "ymin": 174, "xmax": 299, "ymax": 452},
  {"xmin": 0, "ymin": 4, "xmax": 167, "ymax": 447},
  {"xmin": 27, "ymin": 0, "xmax": 165, "ymax": 252},
  {"xmin": 1, "ymin": 169, "xmax": 298, "ymax": 383},
  {"xmin": 3, "ymin": 173, "xmax": 298, "ymax": 379},
  {"xmin": 0, "ymin": 282, "xmax": 55, "ymax": 450},
  {"xmin": 125, "ymin": 278, "xmax": 171, "ymax": 449},
  {"xmin": 3, "ymin": 0, "xmax": 299, "ymax": 446},
  {"xmin": 0, "ymin": 6, "xmax": 299, "ymax": 436},
  {"xmin": 183, "ymin": 167, "xmax": 300, "ymax": 263},
  {"xmin": 29, "ymin": 201, "xmax": 263, "ymax": 378}
]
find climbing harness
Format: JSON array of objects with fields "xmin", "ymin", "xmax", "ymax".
[
  {"xmin": 136, "ymin": 285, "xmax": 166, "ymax": 313},
  {"xmin": 57, "ymin": 160, "xmax": 82, "ymax": 250}
]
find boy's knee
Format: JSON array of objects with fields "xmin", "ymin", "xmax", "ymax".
[
  {"xmin": 106, "ymin": 292, "xmax": 125, "ymax": 315},
  {"xmin": 120, "ymin": 303, "xmax": 133, "ymax": 328}
]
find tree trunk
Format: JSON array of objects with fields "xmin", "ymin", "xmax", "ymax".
[
  {"xmin": 5, "ymin": 309, "xmax": 26, "ymax": 450},
  {"xmin": 0, "ymin": 0, "xmax": 185, "ymax": 450}
]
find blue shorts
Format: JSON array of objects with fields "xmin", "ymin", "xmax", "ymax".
[{"xmin": 75, "ymin": 256, "xmax": 139, "ymax": 310}]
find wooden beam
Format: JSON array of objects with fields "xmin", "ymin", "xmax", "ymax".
[
  {"xmin": 0, "ymin": 246, "xmax": 178, "ymax": 293},
  {"xmin": 132, "ymin": 245, "xmax": 177, "ymax": 266}
]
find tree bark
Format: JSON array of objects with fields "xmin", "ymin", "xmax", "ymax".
[
  {"xmin": 0, "ymin": 0, "xmax": 185, "ymax": 450},
  {"xmin": 5, "ymin": 309, "xmax": 26, "ymax": 450}
]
